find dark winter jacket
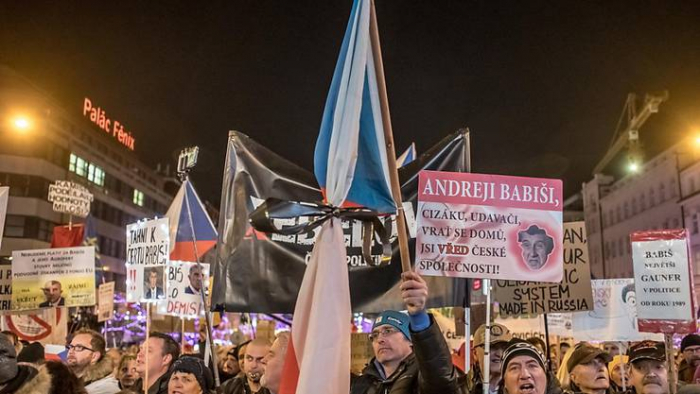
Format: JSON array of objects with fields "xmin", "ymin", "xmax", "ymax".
[
  {"xmin": 129, "ymin": 369, "xmax": 172, "ymax": 394},
  {"xmin": 217, "ymin": 375, "xmax": 270, "ymax": 394},
  {"xmin": 350, "ymin": 314, "xmax": 460, "ymax": 394},
  {"xmin": 0, "ymin": 364, "xmax": 52, "ymax": 394}
]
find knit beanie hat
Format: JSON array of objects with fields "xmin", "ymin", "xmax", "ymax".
[
  {"xmin": 372, "ymin": 310, "xmax": 411, "ymax": 341},
  {"xmin": 171, "ymin": 356, "xmax": 214, "ymax": 391},
  {"xmin": 501, "ymin": 339, "xmax": 546, "ymax": 378},
  {"xmin": 681, "ymin": 334, "xmax": 700, "ymax": 352}
]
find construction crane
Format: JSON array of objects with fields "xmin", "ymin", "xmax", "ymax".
[{"xmin": 593, "ymin": 91, "xmax": 669, "ymax": 175}]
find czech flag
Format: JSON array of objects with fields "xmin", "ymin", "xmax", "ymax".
[
  {"xmin": 397, "ymin": 142, "xmax": 416, "ymax": 167},
  {"xmin": 313, "ymin": 0, "xmax": 396, "ymax": 214},
  {"xmin": 281, "ymin": 0, "xmax": 395, "ymax": 393},
  {"xmin": 165, "ymin": 180, "xmax": 217, "ymax": 261}
]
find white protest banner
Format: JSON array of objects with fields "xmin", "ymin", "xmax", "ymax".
[
  {"xmin": 495, "ymin": 313, "xmax": 573, "ymax": 338},
  {"xmin": 572, "ymin": 279, "xmax": 662, "ymax": 342},
  {"xmin": 98, "ymin": 282, "xmax": 115, "ymax": 322},
  {"xmin": 494, "ymin": 222, "xmax": 593, "ymax": 315},
  {"xmin": 125, "ymin": 218, "xmax": 169, "ymax": 303},
  {"xmin": 0, "ymin": 187, "xmax": 8, "ymax": 250},
  {"xmin": 416, "ymin": 170, "xmax": 563, "ymax": 281},
  {"xmin": 2, "ymin": 308, "xmax": 67, "ymax": 345},
  {"xmin": 11, "ymin": 246, "xmax": 95, "ymax": 310},
  {"xmin": 631, "ymin": 229, "xmax": 697, "ymax": 334},
  {"xmin": 47, "ymin": 181, "xmax": 93, "ymax": 218},
  {"xmin": 159, "ymin": 261, "xmax": 209, "ymax": 318}
]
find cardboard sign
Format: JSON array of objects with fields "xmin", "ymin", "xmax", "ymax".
[
  {"xmin": 430, "ymin": 308, "xmax": 466, "ymax": 351},
  {"xmin": 11, "ymin": 246, "xmax": 95, "ymax": 310},
  {"xmin": 125, "ymin": 218, "xmax": 169, "ymax": 303},
  {"xmin": 416, "ymin": 171, "xmax": 563, "ymax": 281},
  {"xmin": 0, "ymin": 187, "xmax": 8, "ymax": 250},
  {"xmin": 47, "ymin": 181, "xmax": 93, "ymax": 218},
  {"xmin": 255, "ymin": 319, "xmax": 277, "ymax": 344},
  {"xmin": 631, "ymin": 229, "xmax": 697, "ymax": 334},
  {"xmin": 351, "ymin": 333, "xmax": 374, "ymax": 374},
  {"xmin": 494, "ymin": 222, "xmax": 593, "ymax": 315},
  {"xmin": 98, "ymin": 282, "xmax": 115, "ymax": 322},
  {"xmin": 2, "ymin": 308, "xmax": 67, "ymax": 345},
  {"xmin": 0, "ymin": 265, "xmax": 11, "ymax": 313},
  {"xmin": 159, "ymin": 261, "xmax": 209, "ymax": 318},
  {"xmin": 572, "ymin": 279, "xmax": 662, "ymax": 342}
]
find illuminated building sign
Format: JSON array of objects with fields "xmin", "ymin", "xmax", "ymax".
[{"xmin": 83, "ymin": 98, "xmax": 136, "ymax": 151}]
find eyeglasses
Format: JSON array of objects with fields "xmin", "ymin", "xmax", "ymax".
[
  {"xmin": 369, "ymin": 327, "xmax": 399, "ymax": 342},
  {"xmin": 67, "ymin": 344, "xmax": 95, "ymax": 353}
]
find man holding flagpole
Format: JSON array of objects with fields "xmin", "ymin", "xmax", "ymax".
[{"xmin": 350, "ymin": 271, "xmax": 460, "ymax": 394}]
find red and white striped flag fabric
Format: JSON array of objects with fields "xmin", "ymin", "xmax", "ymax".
[{"xmin": 279, "ymin": 218, "xmax": 351, "ymax": 394}]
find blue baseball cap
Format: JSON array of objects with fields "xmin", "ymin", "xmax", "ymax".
[{"xmin": 372, "ymin": 310, "xmax": 411, "ymax": 341}]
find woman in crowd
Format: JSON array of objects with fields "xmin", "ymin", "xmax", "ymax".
[{"xmin": 167, "ymin": 356, "xmax": 215, "ymax": 394}]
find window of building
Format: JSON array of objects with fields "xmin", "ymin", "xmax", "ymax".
[
  {"xmin": 691, "ymin": 177, "xmax": 697, "ymax": 194},
  {"xmin": 616, "ymin": 206, "xmax": 621, "ymax": 223},
  {"xmin": 693, "ymin": 214, "xmax": 699, "ymax": 235},
  {"xmin": 670, "ymin": 179, "xmax": 677, "ymax": 198},
  {"xmin": 672, "ymin": 218, "xmax": 679, "ymax": 228},
  {"xmin": 4, "ymin": 216, "xmax": 25, "ymax": 237},
  {"xmin": 133, "ymin": 189, "xmax": 144, "ymax": 207},
  {"xmin": 650, "ymin": 188, "xmax": 656, "ymax": 206},
  {"xmin": 624, "ymin": 202, "xmax": 629, "ymax": 219},
  {"xmin": 640, "ymin": 194, "xmax": 646, "ymax": 211},
  {"xmin": 609, "ymin": 209, "xmax": 614, "ymax": 225},
  {"xmin": 619, "ymin": 238, "xmax": 624, "ymax": 256},
  {"xmin": 659, "ymin": 183, "xmax": 666, "ymax": 202},
  {"xmin": 69, "ymin": 153, "xmax": 105, "ymax": 186}
]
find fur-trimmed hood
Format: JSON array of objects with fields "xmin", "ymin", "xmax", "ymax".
[
  {"xmin": 15, "ymin": 366, "xmax": 51, "ymax": 394},
  {"xmin": 82, "ymin": 355, "xmax": 114, "ymax": 385}
]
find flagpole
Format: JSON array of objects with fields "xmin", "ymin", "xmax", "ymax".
[{"xmin": 369, "ymin": 0, "xmax": 411, "ymax": 273}]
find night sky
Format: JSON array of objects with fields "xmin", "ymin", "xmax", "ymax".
[{"xmin": 2, "ymin": 1, "xmax": 700, "ymax": 205}]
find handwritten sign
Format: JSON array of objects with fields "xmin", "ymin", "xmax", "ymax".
[
  {"xmin": 125, "ymin": 218, "xmax": 169, "ymax": 303},
  {"xmin": 98, "ymin": 282, "xmax": 115, "ymax": 322},
  {"xmin": 631, "ymin": 229, "xmax": 696, "ymax": 334},
  {"xmin": 159, "ymin": 261, "xmax": 209, "ymax": 318},
  {"xmin": 47, "ymin": 181, "xmax": 93, "ymax": 218},
  {"xmin": 415, "ymin": 170, "xmax": 563, "ymax": 281},
  {"xmin": 494, "ymin": 222, "xmax": 593, "ymax": 315},
  {"xmin": 11, "ymin": 246, "xmax": 95, "ymax": 310}
]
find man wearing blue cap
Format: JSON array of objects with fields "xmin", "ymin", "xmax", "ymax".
[{"xmin": 350, "ymin": 271, "xmax": 460, "ymax": 394}]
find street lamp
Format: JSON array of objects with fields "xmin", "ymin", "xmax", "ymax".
[{"xmin": 11, "ymin": 116, "xmax": 32, "ymax": 132}]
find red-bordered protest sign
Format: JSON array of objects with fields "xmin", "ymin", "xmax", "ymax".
[
  {"xmin": 415, "ymin": 170, "xmax": 564, "ymax": 282},
  {"xmin": 3, "ymin": 308, "xmax": 66, "ymax": 344},
  {"xmin": 631, "ymin": 229, "xmax": 697, "ymax": 334}
]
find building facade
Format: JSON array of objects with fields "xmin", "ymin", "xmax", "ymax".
[
  {"xmin": 582, "ymin": 141, "xmax": 700, "ymax": 303},
  {"xmin": 0, "ymin": 66, "xmax": 175, "ymax": 290}
]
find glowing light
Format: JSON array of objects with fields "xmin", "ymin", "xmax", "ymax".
[
  {"xmin": 12, "ymin": 117, "xmax": 31, "ymax": 131},
  {"xmin": 628, "ymin": 162, "xmax": 640, "ymax": 173}
]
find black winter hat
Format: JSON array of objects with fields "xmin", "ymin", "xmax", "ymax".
[
  {"xmin": 681, "ymin": 334, "xmax": 700, "ymax": 352},
  {"xmin": 17, "ymin": 342, "xmax": 44, "ymax": 364},
  {"xmin": 171, "ymin": 356, "xmax": 214, "ymax": 391}
]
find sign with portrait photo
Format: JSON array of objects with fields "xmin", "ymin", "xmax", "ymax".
[
  {"xmin": 125, "ymin": 218, "xmax": 169, "ymax": 303},
  {"xmin": 415, "ymin": 170, "xmax": 563, "ymax": 282},
  {"xmin": 159, "ymin": 261, "xmax": 209, "ymax": 318},
  {"xmin": 494, "ymin": 222, "xmax": 593, "ymax": 315},
  {"xmin": 631, "ymin": 229, "xmax": 696, "ymax": 334},
  {"xmin": 11, "ymin": 246, "xmax": 95, "ymax": 310}
]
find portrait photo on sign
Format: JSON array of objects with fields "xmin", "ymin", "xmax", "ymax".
[
  {"xmin": 517, "ymin": 225, "xmax": 555, "ymax": 271},
  {"xmin": 143, "ymin": 266, "xmax": 165, "ymax": 301},
  {"xmin": 160, "ymin": 261, "xmax": 210, "ymax": 318}
]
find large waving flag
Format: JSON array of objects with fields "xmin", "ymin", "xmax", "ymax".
[
  {"xmin": 313, "ymin": 0, "xmax": 396, "ymax": 214},
  {"xmin": 281, "ymin": 0, "xmax": 393, "ymax": 393},
  {"xmin": 165, "ymin": 180, "xmax": 217, "ymax": 261}
]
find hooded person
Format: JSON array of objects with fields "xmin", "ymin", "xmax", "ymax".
[
  {"xmin": 608, "ymin": 355, "xmax": 630, "ymax": 392},
  {"xmin": 564, "ymin": 344, "xmax": 612, "ymax": 394},
  {"xmin": 0, "ymin": 333, "xmax": 53, "ymax": 394},
  {"xmin": 498, "ymin": 340, "xmax": 563, "ymax": 394},
  {"xmin": 167, "ymin": 356, "xmax": 214, "ymax": 394}
]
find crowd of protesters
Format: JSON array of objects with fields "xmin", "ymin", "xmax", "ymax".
[{"xmin": 0, "ymin": 273, "xmax": 697, "ymax": 394}]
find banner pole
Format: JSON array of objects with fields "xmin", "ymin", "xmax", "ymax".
[
  {"xmin": 543, "ymin": 313, "xmax": 551, "ymax": 372},
  {"xmin": 181, "ymin": 317, "xmax": 186, "ymax": 355},
  {"xmin": 620, "ymin": 341, "xmax": 627, "ymax": 392},
  {"xmin": 464, "ymin": 279, "xmax": 471, "ymax": 374},
  {"xmin": 369, "ymin": 0, "xmax": 411, "ymax": 273},
  {"xmin": 182, "ymin": 179, "xmax": 221, "ymax": 387},
  {"xmin": 482, "ymin": 279, "xmax": 491, "ymax": 394},
  {"xmin": 665, "ymin": 333, "xmax": 677, "ymax": 394},
  {"xmin": 145, "ymin": 302, "xmax": 150, "ymax": 393}
]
